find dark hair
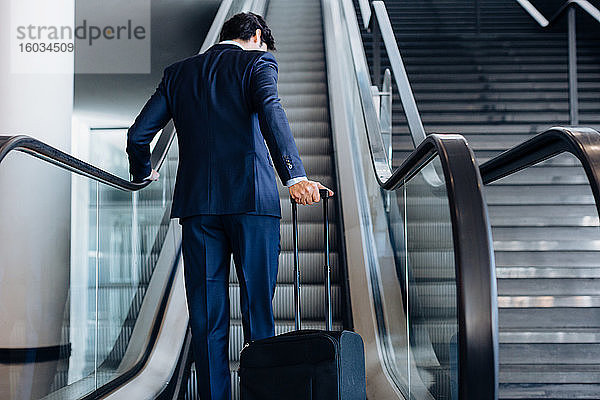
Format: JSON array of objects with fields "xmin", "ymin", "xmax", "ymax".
[{"xmin": 219, "ymin": 12, "xmax": 276, "ymax": 51}]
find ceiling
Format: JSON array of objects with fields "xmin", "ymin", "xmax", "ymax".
[{"xmin": 74, "ymin": 0, "xmax": 221, "ymax": 127}]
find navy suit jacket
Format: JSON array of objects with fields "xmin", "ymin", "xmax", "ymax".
[{"xmin": 126, "ymin": 43, "xmax": 306, "ymax": 219}]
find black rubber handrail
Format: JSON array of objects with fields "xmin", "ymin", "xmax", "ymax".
[
  {"xmin": 365, "ymin": 133, "xmax": 499, "ymax": 400},
  {"xmin": 0, "ymin": 120, "xmax": 176, "ymax": 191},
  {"xmin": 480, "ymin": 126, "xmax": 600, "ymax": 215}
]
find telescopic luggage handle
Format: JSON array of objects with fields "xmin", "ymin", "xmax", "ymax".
[{"xmin": 290, "ymin": 189, "xmax": 332, "ymax": 331}]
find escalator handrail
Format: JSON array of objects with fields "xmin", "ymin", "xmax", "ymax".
[
  {"xmin": 515, "ymin": 0, "xmax": 600, "ymax": 27},
  {"xmin": 373, "ymin": 133, "xmax": 500, "ymax": 399},
  {"xmin": 480, "ymin": 126, "xmax": 600, "ymax": 215},
  {"xmin": 340, "ymin": 0, "xmax": 392, "ymax": 186},
  {"xmin": 0, "ymin": 120, "xmax": 175, "ymax": 191},
  {"xmin": 353, "ymin": 0, "xmax": 428, "ymax": 149},
  {"xmin": 380, "ymin": 133, "xmax": 456, "ymax": 190}
]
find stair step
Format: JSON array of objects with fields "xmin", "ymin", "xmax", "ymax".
[
  {"xmin": 500, "ymin": 364, "xmax": 600, "ymax": 384},
  {"xmin": 498, "ymin": 296, "xmax": 600, "ymax": 308},
  {"xmin": 497, "ymin": 267, "xmax": 600, "ymax": 279},
  {"xmin": 500, "ymin": 328, "xmax": 600, "ymax": 344},
  {"xmin": 498, "ymin": 279, "xmax": 600, "ymax": 296},
  {"xmin": 500, "ymin": 343, "xmax": 600, "ymax": 364}
]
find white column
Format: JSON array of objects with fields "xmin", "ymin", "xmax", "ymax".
[{"xmin": 0, "ymin": 0, "xmax": 74, "ymax": 398}]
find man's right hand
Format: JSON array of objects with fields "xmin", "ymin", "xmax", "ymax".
[{"xmin": 289, "ymin": 180, "xmax": 334, "ymax": 205}]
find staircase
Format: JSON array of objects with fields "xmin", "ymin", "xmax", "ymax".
[
  {"xmin": 357, "ymin": 0, "xmax": 600, "ymax": 398},
  {"xmin": 226, "ymin": 0, "xmax": 346, "ymax": 397}
]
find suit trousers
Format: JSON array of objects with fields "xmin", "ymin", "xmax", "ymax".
[{"xmin": 180, "ymin": 213, "xmax": 280, "ymax": 400}]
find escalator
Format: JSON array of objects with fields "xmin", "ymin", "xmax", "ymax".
[{"xmin": 2, "ymin": 0, "xmax": 599, "ymax": 400}]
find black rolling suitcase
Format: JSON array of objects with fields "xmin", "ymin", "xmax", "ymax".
[{"xmin": 239, "ymin": 190, "xmax": 366, "ymax": 400}]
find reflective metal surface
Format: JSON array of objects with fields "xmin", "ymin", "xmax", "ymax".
[{"xmin": 345, "ymin": 0, "xmax": 443, "ymax": 188}]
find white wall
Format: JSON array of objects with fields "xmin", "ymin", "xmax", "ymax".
[{"xmin": 0, "ymin": 0, "xmax": 74, "ymax": 397}]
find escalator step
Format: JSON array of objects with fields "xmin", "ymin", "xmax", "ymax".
[
  {"xmin": 228, "ymin": 251, "xmax": 341, "ymax": 284},
  {"xmin": 228, "ymin": 283, "xmax": 342, "ymax": 320}
]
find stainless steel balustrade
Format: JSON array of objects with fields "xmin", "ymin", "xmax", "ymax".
[
  {"xmin": 351, "ymin": 0, "xmax": 444, "ymax": 187},
  {"xmin": 515, "ymin": 0, "xmax": 600, "ymax": 28}
]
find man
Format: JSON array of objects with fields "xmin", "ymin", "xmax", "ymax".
[{"xmin": 126, "ymin": 11, "xmax": 333, "ymax": 400}]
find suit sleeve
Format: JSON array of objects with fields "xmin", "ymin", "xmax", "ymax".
[
  {"xmin": 126, "ymin": 68, "xmax": 172, "ymax": 183},
  {"xmin": 250, "ymin": 52, "xmax": 306, "ymax": 184}
]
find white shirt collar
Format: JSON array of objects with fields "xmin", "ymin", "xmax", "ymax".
[{"xmin": 218, "ymin": 40, "xmax": 246, "ymax": 50}]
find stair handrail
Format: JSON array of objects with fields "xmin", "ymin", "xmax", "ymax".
[
  {"xmin": 516, "ymin": 0, "xmax": 600, "ymax": 125},
  {"xmin": 516, "ymin": 0, "xmax": 600, "ymax": 27},
  {"xmin": 357, "ymin": 0, "xmax": 372, "ymax": 28},
  {"xmin": 372, "ymin": 1, "xmax": 427, "ymax": 148}
]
